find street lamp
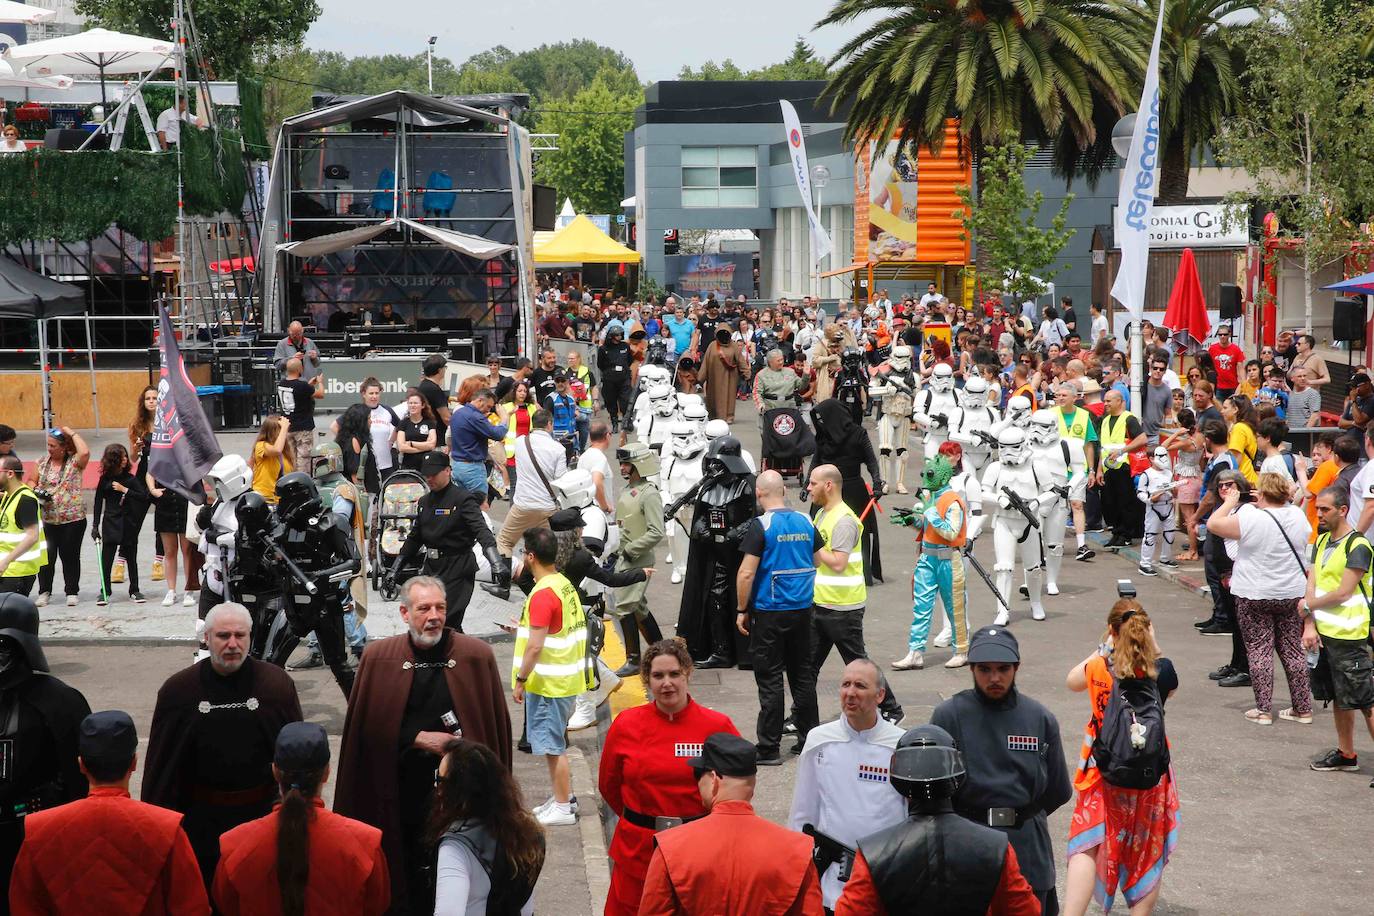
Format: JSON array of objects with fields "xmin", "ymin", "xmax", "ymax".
[
  {"xmin": 811, "ymin": 164, "xmax": 831, "ymax": 298},
  {"xmin": 1112, "ymin": 113, "xmax": 1136, "ymax": 160},
  {"xmin": 427, "ymin": 36, "xmax": 437, "ymax": 93}
]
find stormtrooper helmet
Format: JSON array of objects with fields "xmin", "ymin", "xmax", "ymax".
[
  {"xmin": 704, "ymin": 419, "xmax": 731, "ymax": 442},
  {"xmin": 889, "ymin": 345, "xmax": 912, "ymax": 372},
  {"xmin": 1028, "ymin": 409, "xmax": 1060, "ymax": 447},
  {"xmin": 552, "ymin": 468, "xmax": 596, "ymax": 510},
  {"xmin": 681, "ymin": 401, "xmax": 708, "ymax": 431},
  {"xmin": 1004, "ymin": 395, "xmax": 1033, "ymax": 429},
  {"xmin": 930, "ymin": 363, "xmax": 955, "ymax": 393},
  {"xmin": 997, "ymin": 426, "xmax": 1030, "ymax": 466},
  {"xmin": 669, "ymin": 422, "xmax": 704, "ymax": 459},
  {"xmin": 206, "ymin": 455, "xmax": 253, "ymax": 503},
  {"xmin": 639, "ymin": 364, "xmax": 671, "ymax": 389},
  {"xmin": 1151, "ymin": 446, "xmax": 1172, "ymax": 472},
  {"xmin": 649, "ymin": 383, "xmax": 677, "ymax": 418},
  {"xmin": 961, "ymin": 376, "xmax": 990, "ymax": 410}
]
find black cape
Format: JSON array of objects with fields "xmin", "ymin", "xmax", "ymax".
[{"xmin": 676, "ymin": 476, "xmax": 757, "ymax": 664}]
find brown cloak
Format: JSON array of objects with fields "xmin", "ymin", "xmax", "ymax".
[
  {"xmin": 701, "ymin": 340, "xmax": 748, "ymax": 422},
  {"xmin": 333, "ymin": 629, "xmax": 512, "ymax": 907}
]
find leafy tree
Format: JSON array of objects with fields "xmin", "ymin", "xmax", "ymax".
[
  {"xmin": 76, "ymin": 0, "xmax": 319, "ymax": 78},
  {"xmin": 535, "ymin": 68, "xmax": 639, "ymax": 213},
  {"xmin": 819, "ymin": 0, "xmax": 1141, "ymax": 183},
  {"xmin": 505, "ymin": 40, "xmax": 637, "ymax": 102},
  {"xmin": 678, "ymin": 59, "xmax": 747, "ymax": 80},
  {"xmin": 1215, "ymin": 0, "xmax": 1374, "ymax": 331},
  {"xmin": 679, "ymin": 39, "xmax": 827, "ymax": 81},
  {"xmin": 955, "ymin": 144, "xmax": 1076, "ymax": 302}
]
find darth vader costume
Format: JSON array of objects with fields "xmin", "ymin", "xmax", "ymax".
[
  {"xmin": 808, "ymin": 399, "xmax": 884, "ymax": 584},
  {"xmin": 0, "ymin": 594, "xmax": 90, "ymax": 913},
  {"xmin": 834, "ymin": 347, "xmax": 869, "ymax": 425},
  {"xmin": 675, "ymin": 436, "xmax": 757, "ymax": 669},
  {"xmin": 260, "ymin": 472, "xmax": 361, "ymax": 699}
]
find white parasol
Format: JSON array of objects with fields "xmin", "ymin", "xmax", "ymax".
[
  {"xmin": 0, "ymin": 59, "xmax": 71, "ymax": 89},
  {"xmin": 0, "ymin": 1, "xmax": 54, "ymax": 25},
  {"xmin": 3, "ymin": 27, "xmax": 174, "ymax": 107}
]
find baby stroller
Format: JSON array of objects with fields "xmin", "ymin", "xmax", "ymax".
[
  {"xmin": 761, "ymin": 406, "xmax": 815, "ymax": 484},
  {"xmin": 370, "ymin": 469, "xmax": 427, "ymax": 599}
]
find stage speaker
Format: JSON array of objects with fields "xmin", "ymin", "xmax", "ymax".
[
  {"xmin": 1218, "ymin": 283, "xmax": 1242, "ymax": 320},
  {"xmin": 1333, "ymin": 296, "xmax": 1365, "ymax": 343},
  {"xmin": 44, "ymin": 128, "xmax": 104, "ymax": 150},
  {"xmin": 532, "ymin": 184, "xmax": 557, "ymax": 231}
]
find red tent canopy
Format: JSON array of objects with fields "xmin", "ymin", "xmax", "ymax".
[{"xmin": 209, "ymin": 255, "xmax": 255, "ymax": 274}]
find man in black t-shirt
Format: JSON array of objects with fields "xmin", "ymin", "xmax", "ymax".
[
  {"xmin": 417, "ymin": 353, "xmax": 452, "ymax": 450},
  {"xmin": 530, "ymin": 347, "xmax": 560, "ymax": 406},
  {"xmin": 277, "ymin": 357, "xmax": 322, "ymax": 461},
  {"xmin": 693, "ymin": 302, "xmax": 722, "ymax": 357}
]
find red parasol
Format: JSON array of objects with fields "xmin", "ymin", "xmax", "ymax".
[
  {"xmin": 208, "ymin": 255, "xmax": 255, "ymax": 274},
  {"xmin": 1162, "ymin": 248, "xmax": 1211, "ymax": 353}
]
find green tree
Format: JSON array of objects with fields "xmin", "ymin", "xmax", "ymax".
[
  {"xmin": 1119, "ymin": 0, "xmax": 1247, "ymax": 200},
  {"xmin": 955, "ymin": 144, "xmax": 1075, "ymax": 302},
  {"xmin": 1215, "ymin": 0, "xmax": 1374, "ymax": 330},
  {"xmin": 535, "ymin": 68, "xmax": 638, "ymax": 213},
  {"xmin": 259, "ymin": 45, "xmax": 318, "ymax": 138},
  {"xmin": 819, "ymin": 0, "xmax": 1141, "ymax": 182},
  {"xmin": 679, "ymin": 38, "xmax": 827, "ymax": 81},
  {"xmin": 505, "ymin": 40, "xmax": 637, "ymax": 102},
  {"xmin": 75, "ymin": 0, "xmax": 319, "ymax": 78},
  {"xmin": 678, "ymin": 59, "xmax": 747, "ymax": 80}
]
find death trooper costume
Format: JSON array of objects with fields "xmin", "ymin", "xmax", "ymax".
[
  {"xmin": 1027, "ymin": 409, "xmax": 1088, "ymax": 596},
  {"xmin": 991, "ymin": 395, "xmax": 1034, "ymax": 439},
  {"xmin": 1136, "ymin": 447, "xmax": 1177, "ymax": 576},
  {"xmin": 660, "ymin": 422, "xmax": 708, "ymax": 584},
  {"xmin": 868, "ymin": 345, "xmax": 917, "ymax": 494},
  {"xmin": 980, "ymin": 427, "xmax": 1056, "ymax": 624},
  {"xmin": 230, "ymin": 492, "xmax": 286, "ymax": 655},
  {"xmin": 636, "ymin": 383, "xmax": 681, "ymax": 452},
  {"xmin": 196, "ymin": 455, "xmax": 254, "ymax": 650},
  {"xmin": 835, "ymin": 347, "xmax": 869, "ymax": 424},
  {"xmin": 913, "ymin": 363, "xmax": 958, "ymax": 461},
  {"xmin": 704, "ymin": 419, "xmax": 758, "ymax": 473},
  {"xmin": 948, "ymin": 377, "xmax": 1000, "ymax": 476}
]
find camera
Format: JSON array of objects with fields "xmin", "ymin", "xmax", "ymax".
[
  {"xmin": 32, "ymin": 489, "xmax": 52, "ymax": 503},
  {"xmin": 1116, "ymin": 579, "xmax": 1137, "ymax": 599}
]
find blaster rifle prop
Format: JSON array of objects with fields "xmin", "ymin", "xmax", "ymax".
[
  {"xmin": 803, "ymin": 824, "xmax": 857, "ymax": 881},
  {"xmin": 1000, "ymin": 486, "xmax": 1041, "ymax": 531},
  {"xmin": 258, "ymin": 533, "xmax": 319, "ymax": 596},
  {"xmin": 972, "ymin": 429, "xmax": 1001, "ymax": 449},
  {"xmin": 961, "ymin": 544, "xmax": 1012, "ymax": 612},
  {"xmin": 664, "ymin": 477, "xmax": 707, "ymax": 522}
]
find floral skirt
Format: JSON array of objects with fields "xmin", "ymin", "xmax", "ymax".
[{"xmin": 1067, "ymin": 771, "xmax": 1180, "ymax": 912}]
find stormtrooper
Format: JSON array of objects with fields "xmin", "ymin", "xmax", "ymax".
[
  {"xmin": 913, "ymin": 363, "xmax": 958, "ymax": 461},
  {"xmin": 704, "ymin": 418, "xmax": 758, "ymax": 472},
  {"xmin": 834, "ymin": 347, "xmax": 869, "ymax": 424},
  {"xmin": 1136, "ymin": 446, "xmax": 1178, "ymax": 577},
  {"xmin": 635, "ymin": 382, "xmax": 681, "ymax": 452},
  {"xmin": 261, "ymin": 472, "xmax": 361, "ymax": 699},
  {"xmin": 629, "ymin": 362, "xmax": 674, "ymax": 435},
  {"xmin": 948, "ymin": 376, "xmax": 1001, "ymax": 476},
  {"xmin": 195, "ymin": 455, "xmax": 254, "ymax": 655},
  {"xmin": 867, "ymin": 344, "xmax": 917, "ymax": 494},
  {"xmin": 979, "ymin": 427, "xmax": 1057, "ymax": 623},
  {"xmin": 991, "ymin": 395, "xmax": 1034, "ymax": 439},
  {"xmin": 1027, "ymin": 409, "xmax": 1088, "ymax": 596},
  {"xmin": 677, "ymin": 393, "xmax": 707, "ymax": 417},
  {"xmin": 660, "ymin": 421, "xmax": 708, "ymax": 584}
]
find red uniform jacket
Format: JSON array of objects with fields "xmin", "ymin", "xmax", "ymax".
[
  {"xmin": 598, "ymin": 699, "xmax": 738, "ymax": 916},
  {"xmin": 835, "ymin": 844, "xmax": 1041, "ymax": 916},
  {"xmin": 213, "ymin": 798, "xmax": 389, "ymax": 916},
  {"xmin": 9, "ymin": 787, "xmax": 208, "ymax": 916},
  {"xmin": 638, "ymin": 800, "xmax": 823, "ymax": 916}
]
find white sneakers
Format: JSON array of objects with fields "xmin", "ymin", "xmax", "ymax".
[
  {"xmin": 892, "ymin": 650, "xmax": 924, "ymax": 671},
  {"xmin": 35, "ymin": 593, "xmax": 48, "ymax": 608},
  {"xmin": 183, "ymin": 592, "xmax": 197, "ymax": 608},
  {"xmin": 66, "ymin": 595, "xmax": 77, "ymax": 607},
  {"xmin": 162, "ymin": 592, "xmax": 178, "ymax": 607},
  {"xmin": 533, "ymin": 797, "xmax": 577, "ymax": 826}
]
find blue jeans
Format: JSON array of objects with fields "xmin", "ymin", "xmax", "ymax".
[
  {"xmin": 450, "ymin": 459, "xmax": 488, "ymax": 493},
  {"xmin": 575, "ymin": 415, "xmax": 591, "ymax": 452},
  {"xmin": 307, "ymin": 610, "xmax": 366, "ymax": 652}
]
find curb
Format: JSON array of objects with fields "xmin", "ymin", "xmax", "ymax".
[
  {"xmin": 567, "ymin": 746, "xmax": 611, "ymax": 910},
  {"xmin": 1085, "ymin": 532, "xmax": 1210, "ymax": 597}
]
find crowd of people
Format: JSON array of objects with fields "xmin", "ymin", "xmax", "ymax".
[{"xmin": 1, "ymin": 282, "xmax": 1372, "ymax": 915}]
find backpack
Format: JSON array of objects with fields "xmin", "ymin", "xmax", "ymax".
[{"xmin": 1091, "ymin": 674, "xmax": 1170, "ymax": 789}]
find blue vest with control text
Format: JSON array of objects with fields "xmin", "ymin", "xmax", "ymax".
[{"xmin": 752, "ymin": 509, "xmax": 817, "ymax": 611}]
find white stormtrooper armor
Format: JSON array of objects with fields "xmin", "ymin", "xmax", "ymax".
[
  {"xmin": 200, "ymin": 455, "xmax": 253, "ymax": 602},
  {"xmin": 913, "ymin": 363, "xmax": 958, "ymax": 460},
  {"xmin": 676, "ymin": 392, "xmax": 706, "ymax": 415},
  {"xmin": 948, "ymin": 377, "xmax": 1001, "ymax": 475},
  {"xmin": 704, "ymin": 419, "xmax": 758, "ymax": 473},
  {"xmin": 636, "ymin": 383, "xmax": 681, "ymax": 451},
  {"xmin": 1027, "ymin": 409, "xmax": 1086, "ymax": 595},
  {"xmin": 980, "ymin": 426, "xmax": 1058, "ymax": 624},
  {"xmin": 992, "ymin": 394, "xmax": 1034, "ymax": 439},
  {"xmin": 631, "ymin": 364, "xmax": 674, "ymax": 431},
  {"xmin": 1137, "ymin": 447, "xmax": 1177, "ymax": 573},
  {"xmin": 868, "ymin": 345, "xmax": 917, "ymax": 493},
  {"xmin": 661, "ymin": 421, "xmax": 708, "ymax": 584}
]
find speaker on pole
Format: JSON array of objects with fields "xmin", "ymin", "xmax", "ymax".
[
  {"xmin": 1218, "ymin": 283, "xmax": 1242, "ymax": 320},
  {"xmin": 1333, "ymin": 296, "xmax": 1365, "ymax": 343}
]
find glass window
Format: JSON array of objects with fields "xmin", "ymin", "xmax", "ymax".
[
  {"xmin": 682, "ymin": 188, "xmax": 718, "ymax": 207},
  {"xmin": 720, "ymin": 167, "xmax": 755, "ymax": 188},
  {"xmin": 718, "ymin": 146, "xmax": 756, "ymax": 167},
  {"xmin": 719, "ymin": 187, "xmax": 757, "ymax": 207},
  {"xmin": 681, "ymin": 167, "xmax": 717, "ymax": 188},
  {"xmin": 681, "ymin": 147, "xmax": 718, "ymax": 167},
  {"xmin": 681, "ymin": 146, "xmax": 757, "ymax": 208}
]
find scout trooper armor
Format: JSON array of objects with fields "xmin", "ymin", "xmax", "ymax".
[
  {"xmin": 980, "ymin": 426, "xmax": 1057, "ymax": 624},
  {"xmin": 1027, "ymin": 409, "xmax": 1086, "ymax": 596},
  {"xmin": 913, "ymin": 363, "xmax": 958, "ymax": 460},
  {"xmin": 661, "ymin": 421, "xmax": 708, "ymax": 584},
  {"xmin": 868, "ymin": 345, "xmax": 918, "ymax": 494},
  {"xmin": 1136, "ymin": 447, "xmax": 1177, "ymax": 575},
  {"xmin": 948, "ymin": 376, "xmax": 1000, "ymax": 476}
]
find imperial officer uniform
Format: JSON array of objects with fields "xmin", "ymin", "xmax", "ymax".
[
  {"xmin": 931, "ymin": 626, "xmax": 1072, "ymax": 915},
  {"xmin": 391, "ymin": 452, "xmax": 507, "ymax": 631}
]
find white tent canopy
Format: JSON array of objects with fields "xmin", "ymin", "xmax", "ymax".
[
  {"xmin": 0, "ymin": 1, "xmax": 53, "ymax": 24},
  {"xmin": 278, "ymin": 218, "xmax": 515, "ymax": 260},
  {"xmin": 0, "ymin": 59, "xmax": 71, "ymax": 89}
]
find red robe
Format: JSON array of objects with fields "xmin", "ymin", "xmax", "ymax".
[
  {"xmin": 597, "ymin": 699, "xmax": 739, "ymax": 916},
  {"xmin": 835, "ymin": 845, "xmax": 1041, "ymax": 916},
  {"xmin": 212, "ymin": 798, "xmax": 390, "ymax": 916},
  {"xmin": 333, "ymin": 630, "xmax": 511, "ymax": 909},
  {"xmin": 638, "ymin": 799, "xmax": 823, "ymax": 916},
  {"xmin": 9, "ymin": 787, "xmax": 208, "ymax": 915}
]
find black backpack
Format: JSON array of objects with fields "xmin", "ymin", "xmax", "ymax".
[{"xmin": 1091, "ymin": 675, "xmax": 1170, "ymax": 789}]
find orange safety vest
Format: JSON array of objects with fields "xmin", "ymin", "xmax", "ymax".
[{"xmin": 920, "ymin": 489, "xmax": 968, "ymax": 548}]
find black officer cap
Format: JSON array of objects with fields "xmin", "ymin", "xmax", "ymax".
[
  {"xmin": 687, "ymin": 732, "xmax": 757, "ymax": 778},
  {"xmin": 549, "ymin": 507, "xmax": 582, "ymax": 532},
  {"xmin": 420, "ymin": 452, "xmax": 450, "ymax": 476},
  {"xmin": 967, "ymin": 625, "xmax": 1021, "ymax": 664},
  {"xmin": 274, "ymin": 721, "xmax": 330, "ymax": 772},
  {"xmin": 79, "ymin": 710, "xmax": 138, "ymax": 768}
]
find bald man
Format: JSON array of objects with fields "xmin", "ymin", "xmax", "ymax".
[
  {"xmin": 737, "ymin": 470, "xmax": 822, "ymax": 765},
  {"xmin": 274, "ymin": 320, "xmax": 322, "ymax": 381}
]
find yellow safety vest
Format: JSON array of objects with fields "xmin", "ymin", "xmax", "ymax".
[
  {"xmin": 1057, "ymin": 406, "xmax": 1091, "ymax": 441},
  {"xmin": 504, "ymin": 405, "xmax": 533, "ymax": 460},
  {"xmin": 571, "ymin": 364, "xmax": 594, "ymax": 409},
  {"xmin": 813, "ymin": 501, "xmax": 866, "ymax": 608},
  {"xmin": 1312, "ymin": 531, "xmax": 1372, "ymax": 641},
  {"xmin": 512, "ymin": 571, "xmax": 592, "ymax": 698},
  {"xmin": 0, "ymin": 486, "xmax": 46, "ymax": 578},
  {"xmin": 1100, "ymin": 410, "xmax": 1137, "ymax": 470}
]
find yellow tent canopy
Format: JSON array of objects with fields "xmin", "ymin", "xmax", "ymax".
[{"xmin": 534, "ymin": 213, "xmax": 641, "ymax": 264}]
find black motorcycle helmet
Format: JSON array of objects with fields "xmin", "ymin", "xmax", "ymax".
[
  {"xmin": 275, "ymin": 471, "xmax": 322, "ymax": 528},
  {"xmin": 0, "ymin": 594, "xmax": 47, "ymax": 672},
  {"xmin": 606, "ymin": 325, "xmax": 624, "ymax": 342},
  {"xmin": 889, "ymin": 724, "xmax": 966, "ymax": 806},
  {"xmin": 704, "ymin": 435, "xmax": 751, "ymax": 476},
  {"xmin": 235, "ymin": 490, "xmax": 273, "ymax": 534}
]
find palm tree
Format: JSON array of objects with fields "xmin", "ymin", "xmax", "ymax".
[
  {"xmin": 818, "ymin": 0, "xmax": 1143, "ymax": 182},
  {"xmin": 1120, "ymin": 0, "xmax": 1247, "ymax": 200}
]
